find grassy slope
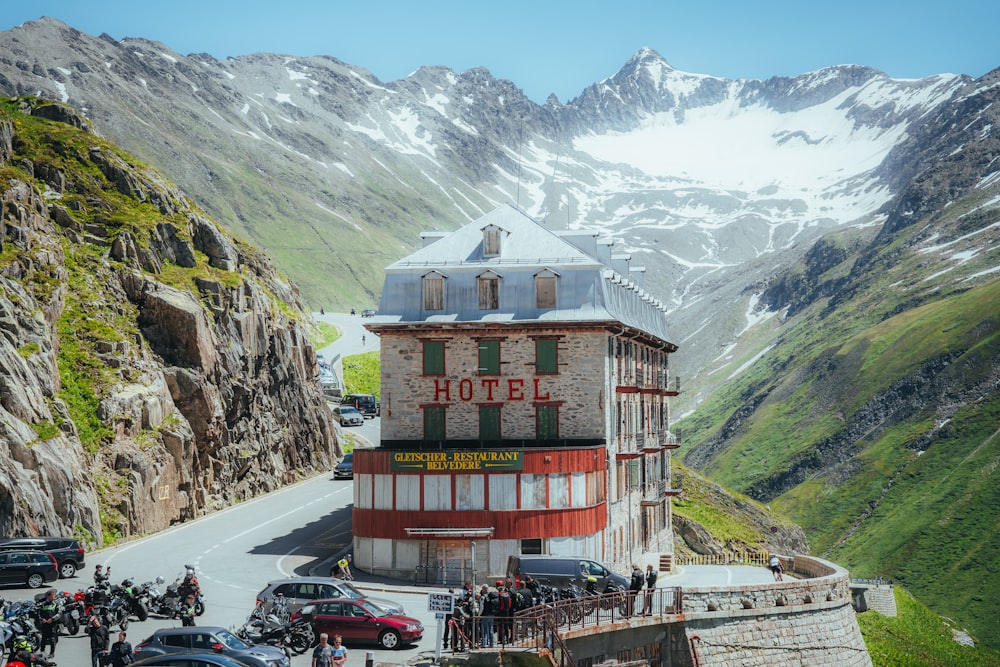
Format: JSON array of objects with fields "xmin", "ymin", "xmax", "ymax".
[
  {"xmin": 676, "ymin": 169, "xmax": 1000, "ymax": 652},
  {"xmin": 859, "ymin": 587, "xmax": 1000, "ymax": 667}
]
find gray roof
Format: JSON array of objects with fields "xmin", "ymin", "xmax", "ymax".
[{"xmin": 375, "ymin": 205, "xmax": 674, "ymax": 345}]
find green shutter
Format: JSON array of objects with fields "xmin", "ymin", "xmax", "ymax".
[
  {"xmin": 536, "ymin": 405, "xmax": 558, "ymax": 440},
  {"xmin": 424, "ymin": 407, "xmax": 446, "ymax": 441},
  {"xmin": 479, "ymin": 406, "xmax": 501, "ymax": 441},
  {"xmin": 479, "ymin": 340, "xmax": 499, "ymax": 374},
  {"xmin": 536, "ymin": 339, "xmax": 557, "ymax": 374},
  {"xmin": 423, "ymin": 341, "xmax": 444, "ymax": 375}
]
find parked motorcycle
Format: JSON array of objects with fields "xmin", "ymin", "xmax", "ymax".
[
  {"xmin": 115, "ymin": 579, "xmax": 148, "ymax": 622},
  {"xmin": 2, "ymin": 602, "xmax": 40, "ymax": 654},
  {"xmin": 54, "ymin": 592, "xmax": 81, "ymax": 637},
  {"xmin": 236, "ymin": 606, "xmax": 314, "ymax": 657},
  {"xmin": 147, "ymin": 567, "xmax": 206, "ymax": 619}
]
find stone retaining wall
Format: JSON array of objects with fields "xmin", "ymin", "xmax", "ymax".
[
  {"xmin": 523, "ymin": 555, "xmax": 872, "ymax": 667},
  {"xmin": 673, "ymin": 555, "xmax": 871, "ymax": 666}
]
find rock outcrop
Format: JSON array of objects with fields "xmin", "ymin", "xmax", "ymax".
[{"xmin": 0, "ymin": 98, "xmax": 338, "ymax": 544}]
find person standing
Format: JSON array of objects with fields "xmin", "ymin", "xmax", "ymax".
[
  {"xmin": 37, "ymin": 588, "xmax": 59, "ymax": 658},
  {"xmin": 628, "ymin": 564, "xmax": 644, "ymax": 616},
  {"xmin": 479, "ymin": 584, "xmax": 496, "ymax": 648},
  {"xmin": 331, "ymin": 635, "xmax": 348, "ymax": 667},
  {"xmin": 643, "ymin": 564, "xmax": 658, "ymax": 615},
  {"xmin": 179, "ymin": 594, "xmax": 197, "ymax": 626},
  {"xmin": 311, "ymin": 632, "xmax": 334, "ymax": 667},
  {"xmin": 87, "ymin": 614, "xmax": 110, "ymax": 667},
  {"xmin": 94, "ymin": 564, "xmax": 111, "ymax": 584},
  {"xmin": 109, "ymin": 631, "xmax": 134, "ymax": 667}
]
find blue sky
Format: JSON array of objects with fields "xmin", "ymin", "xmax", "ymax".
[{"xmin": 4, "ymin": 1, "xmax": 998, "ymax": 103}]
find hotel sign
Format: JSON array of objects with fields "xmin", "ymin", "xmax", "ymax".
[{"xmin": 391, "ymin": 450, "xmax": 524, "ymax": 472}]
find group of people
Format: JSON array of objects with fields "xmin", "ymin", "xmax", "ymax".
[
  {"xmin": 443, "ymin": 575, "xmax": 568, "ymax": 651},
  {"xmin": 85, "ymin": 616, "xmax": 135, "ymax": 667},
  {"xmin": 628, "ymin": 563, "xmax": 659, "ymax": 615}
]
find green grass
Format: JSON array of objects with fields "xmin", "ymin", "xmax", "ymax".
[
  {"xmin": 859, "ymin": 588, "xmax": 1000, "ymax": 666},
  {"xmin": 342, "ymin": 351, "xmax": 381, "ymax": 397},
  {"xmin": 311, "ymin": 320, "xmax": 341, "ymax": 349}
]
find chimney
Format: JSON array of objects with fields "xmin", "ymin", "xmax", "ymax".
[{"xmin": 420, "ymin": 232, "xmax": 447, "ymax": 248}]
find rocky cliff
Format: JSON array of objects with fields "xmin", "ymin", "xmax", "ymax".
[{"xmin": 0, "ymin": 97, "xmax": 338, "ymax": 545}]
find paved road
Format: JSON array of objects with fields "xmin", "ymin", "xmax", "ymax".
[{"xmin": 1, "ymin": 469, "xmax": 442, "ymax": 667}]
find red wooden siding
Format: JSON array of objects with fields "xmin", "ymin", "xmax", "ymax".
[
  {"xmin": 352, "ymin": 505, "xmax": 607, "ymax": 540},
  {"xmin": 354, "ymin": 446, "xmax": 605, "ymax": 475}
]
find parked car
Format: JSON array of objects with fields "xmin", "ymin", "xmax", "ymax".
[
  {"xmin": 134, "ymin": 627, "xmax": 289, "ymax": 667},
  {"xmin": 360, "ymin": 309, "xmax": 376, "ymax": 318},
  {"xmin": 132, "ymin": 654, "xmax": 250, "ymax": 667},
  {"xmin": 333, "ymin": 453, "xmax": 353, "ymax": 479},
  {"xmin": 340, "ymin": 394, "xmax": 378, "ymax": 419},
  {"xmin": 506, "ymin": 554, "xmax": 630, "ymax": 591},
  {"xmin": 298, "ymin": 598, "xmax": 423, "ymax": 649},
  {"xmin": 0, "ymin": 549, "xmax": 59, "ymax": 588},
  {"xmin": 332, "ymin": 405, "xmax": 363, "ymax": 427},
  {"xmin": 255, "ymin": 576, "xmax": 403, "ymax": 615},
  {"xmin": 0, "ymin": 536, "xmax": 86, "ymax": 578}
]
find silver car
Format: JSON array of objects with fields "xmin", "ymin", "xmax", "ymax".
[
  {"xmin": 255, "ymin": 577, "xmax": 404, "ymax": 615},
  {"xmin": 332, "ymin": 405, "xmax": 364, "ymax": 426}
]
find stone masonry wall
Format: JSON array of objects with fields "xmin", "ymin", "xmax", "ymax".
[
  {"xmin": 674, "ymin": 555, "xmax": 871, "ymax": 666},
  {"xmin": 378, "ymin": 327, "xmax": 608, "ymax": 441}
]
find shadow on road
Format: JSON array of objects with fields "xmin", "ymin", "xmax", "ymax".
[{"xmin": 247, "ymin": 502, "xmax": 353, "ymax": 576}]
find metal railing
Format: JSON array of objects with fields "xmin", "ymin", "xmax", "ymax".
[
  {"xmin": 674, "ymin": 551, "xmax": 770, "ymax": 567},
  {"xmin": 512, "ymin": 587, "xmax": 682, "ymax": 646}
]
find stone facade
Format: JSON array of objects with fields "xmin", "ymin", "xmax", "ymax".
[{"xmin": 379, "ymin": 327, "xmax": 608, "ymax": 441}]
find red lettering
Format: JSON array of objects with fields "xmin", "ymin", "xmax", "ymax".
[
  {"xmin": 434, "ymin": 379, "xmax": 451, "ymax": 402},
  {"xmin": 507, "ymin": 378, "xmax": 525, "ymax": 400},
  {"xmin": 533, "ymin": 378, "xmax": 551, "ymax": 401},
  {"xmin": 482, "ymin": 378, "xmax": 499, "ymax": 401},
  {"xmin": 459, "ymin": 378, "xmax": 474, "ymax": 401}
]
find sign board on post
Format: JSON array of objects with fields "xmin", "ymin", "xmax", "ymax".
[{"xmin": 428, "ymin": 592, "xmax": 454, "ymax": 614}]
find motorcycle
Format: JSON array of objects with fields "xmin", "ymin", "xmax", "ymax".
[
  {"xmin": 103, "ymin": 589, "xmax": 130, "ymax": 631},
  {"xmin": 116, "ymin": 579, "xmax": 149, "ymax": 622},
  {"xmin": 146, "ymin": 569, "xmax": 205, "ymax": 619},
  {"xmin": 2, "ymin": 602, "xmax": 40, "ymax": 654},
  {"xmin": 235, "ymin": 606, "xmax": 314, "ymax": 657},
  {"xmin": 54, "ymin": 593, "xmax": 81, "ymax": 637}
]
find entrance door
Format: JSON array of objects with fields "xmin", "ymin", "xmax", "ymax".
[{"xmin": 438, "ymin": 541, "xmax": 471, "ymax": 586}]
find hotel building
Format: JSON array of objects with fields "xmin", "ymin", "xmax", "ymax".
[{"xmin": 355, "ymin": 205, "xmax": 680, "ymax": 583}]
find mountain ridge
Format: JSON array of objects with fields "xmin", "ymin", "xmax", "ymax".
[{"xmin": 2, "ymin": 15, "xmax": 999, "ymax": 653}]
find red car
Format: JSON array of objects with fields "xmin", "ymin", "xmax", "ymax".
[{"xmin": 299, "ymin": 598, "xmax": 423, "ymax": 649}]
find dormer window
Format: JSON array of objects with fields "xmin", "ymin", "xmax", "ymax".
[
  {"xmin": 535, "ymin": 268, "xmax": 558, "ymax": 309},
  {"xmin": 423, "ymin": 271, "xmax": 446, "ymax": 311},
  {"xmin": 482, "ymin": 224, "xmax": 503, "ymax": 257},
  {"xmin": 478, "ymin": 270, "xmax": 501, "ymax": 310}
]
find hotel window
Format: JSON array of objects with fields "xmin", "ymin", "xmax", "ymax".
[
  {"xmin": 535, "ymin": 338, "xmax": 558, "ymax": 374},
  {"xmin": 535, "ymin": 269, "xmax": 557, "ymax": 309},
  {"xmin": 423, "ymin": 272, "xmax": 444, "ymax": 310},
  {"xmin": 423, "ymin": 340, "xmax": 445, "ymax": 375},
  {"xmin": 424, "ymin": 407, "xmax": 446, "ymax": 441},
  {"xmin": 478, "ymin": 340, "xmax": 500, "ymax": 375},
  {"xmin": 536, "ymin": 405, "xmax": 558, "ymax": 440},
  {"xmin": 483, "ymin": 225, "xmax": 502, "ymax": 256},
  {"xmin": 478, "ymin": 271, "xmax": 500, "ymax": 310},
  {"xmin": 479, "ymin": 406, "xmax": 501, "ymax": 441}
]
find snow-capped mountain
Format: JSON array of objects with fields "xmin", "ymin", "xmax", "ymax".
[{"xmin": 0, "ymin": 18, "xmax": 992, "ymax": 400}]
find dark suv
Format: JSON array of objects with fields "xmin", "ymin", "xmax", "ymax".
[
  {"xmin": 0, "ymin": 549, "xmax": 59, "ymax": 588},
  {"xmin": 0, "ymin": 536, "xmax": 86, "ymax": 578},
  {"xmin": 135, "ymin": 627, "xmax": 289, "ymax": 667},
  {"xmin": 341, "ymin": 393, "xmax": 378, "ymax": 418}
]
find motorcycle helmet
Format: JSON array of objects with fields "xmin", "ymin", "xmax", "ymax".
[
  {"xmin": 122, "ymin": 577, "xmax": 134, "ymax": 587},
  {"xmin": 156, "ymin": 576, "xmax": 165, "ymax": 584},
  {"xmin": 13, "ymin": 635, "xmax": 32, "ymax": 652}
]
